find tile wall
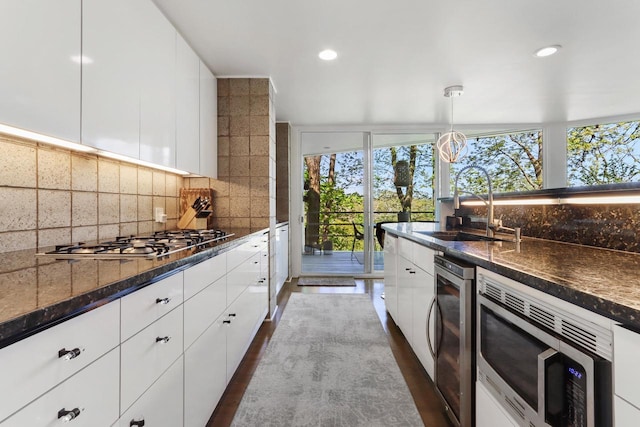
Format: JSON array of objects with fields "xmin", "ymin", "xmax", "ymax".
[
  {"xmin": 0, "ymin": 134, "xmax": 183, "ymax": 253},
  {"xmin": 276, "ymin": 122, "xmax": 290, "ymax": 222}
]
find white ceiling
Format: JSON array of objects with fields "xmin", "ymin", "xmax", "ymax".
[{"xmin": 153, "ymin": 0, "xmax": 640, "ymax": 128}]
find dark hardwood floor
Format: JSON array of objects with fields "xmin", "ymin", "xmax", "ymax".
[{"xmin": 207, "ymin": 279, "xmax": 453, "ymax": 427}]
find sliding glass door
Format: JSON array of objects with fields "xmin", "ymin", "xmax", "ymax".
[{"xmin": 299, "ymin": 131, "xmax": 436, "ymax": 276}]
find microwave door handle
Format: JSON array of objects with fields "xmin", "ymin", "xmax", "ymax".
[
  {"xmin": 426, "ymin": 297, "xmax": 436, "ymax": 358},
  {"xmin": 538, "ymin": 348, "xmax": 559, "ymax": 421}
]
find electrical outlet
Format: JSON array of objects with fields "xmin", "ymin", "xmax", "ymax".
[{"xmin": 154, "ymin": 207, "xmax": 167, "ymax": 223}]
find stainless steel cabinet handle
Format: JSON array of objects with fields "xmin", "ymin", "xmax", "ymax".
[
  {"xmin": 130, "ymin": 418, "xmax": 145, "ymax": 427},
  {"xmin": 228, "ymin": 313, "xmax": 236, "ymax": 317},
  {"xmin": 155, "ymin": 336, "xmax": 171, "ymax": 344},
  {"xmin": 426, "ymin": 298, "xmax": 436, "ymax": 359},
  {"xmin": 409, "ymin": 270, "xmax": 416, "ymax": 274},
  {"xmin": 58, "ymin": 348, "xmax": 81, "ymax": 360},
  {"xmin": 223, "ymin": 320, "xmax": 231, "ymax": 324},
  {"xmin": 155, "ymin": 297, "xmax": 171, "ymax": 305},
  {"xmin": 58, "ymin": 407, "xmax": 80, "ymax": 422}
]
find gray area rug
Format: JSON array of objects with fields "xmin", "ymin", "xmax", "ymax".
[
  {"xmin": 231, "ymin": 293, "xmax": 424, "ymax": 427},
  {"xmin": 297, "ymin": 277, "xmax": 356, "ymax": 286}
]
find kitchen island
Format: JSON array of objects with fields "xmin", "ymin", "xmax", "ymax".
[{"xmin": 383, "ymin": 222, "xmax": 640, "ymax": 329}]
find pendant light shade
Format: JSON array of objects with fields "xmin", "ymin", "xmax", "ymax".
[{"xmin": 437, "ymin": 85, "xmax": 468, "ymax": 163}]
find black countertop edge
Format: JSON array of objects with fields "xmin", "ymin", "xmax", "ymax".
[
  {"xmin": 0, "ymin": 230, "xmax": 265, "ymax": 350},
  {"xmin": 383, "ymin": 225, "xmax": 639, "ymax": 330},
  {"xmin": 276, "ymin": 221, "xmax": 289, "ymax": 229}
]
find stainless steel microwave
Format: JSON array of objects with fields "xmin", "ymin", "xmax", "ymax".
[{"xmin": 476, "ymin": 278, "xmax": 612, "ymax": 427}]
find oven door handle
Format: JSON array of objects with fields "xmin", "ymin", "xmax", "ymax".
[
  {"xmin": 426, "ymin": 296, "xmax": 436, "ymax": 359},
  {"xmin": 538, "ymin": 348, "xmax": 559, "ymax": 422}
]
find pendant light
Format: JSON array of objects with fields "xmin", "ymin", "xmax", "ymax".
[{"xmin": 436, "ymin": 85, "xmax": 468, "ymax": 163}]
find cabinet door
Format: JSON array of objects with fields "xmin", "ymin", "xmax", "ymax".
[
  {"xmin": 412, "ymin": 265, "xmax": 435, "ymax": 379},
  {"xmin": 184, "ymin": 275, "xmax": 226, "ymax": 350},
  {"xmin": 82, "ymin": 0, "xmax": 142, "ymax": 158},
  {"xmin": 176, "ymin": 33, "xmax": 201, "ymax": 174},
  {"xmin": 0, "ymin": 0, "xmax": 80, "ymax": 142},
  {"xmin": 476, "ymin": 381, "xmax": 517, "ymax": 427},
  {"xmin": 226, "ymin": 288, "xmax": 262, "ymax": 381},
  {"xmin": 0, "ymin": 301, "xmax": 119, "ymax": 422},
  {"xmin": 383, "ymin": 234, "xmax": 398, "ymax": 323},
  {"xmin": 184, "ymin": 315, "xmax": 227, "ymax": 427},
  {"xmin": 1, "ymin": 349, "xmax": 119, "ymax": 427},
  {"xmin": 396, "ymin": 256, "xmax": 414, "ymax": 340},
  {"xmin": 614, "ymin": 324, "xmax": 640, "ymax": 409},
  {"xmin": 183, "ymin": 252, "xmax": 226, "ymax": 300},
  {"xmin": 138, "ymin": 0, "xmax": 176, "ymax": 168},
  {"xmin": 615, "ymin": 395, "xmax": 640, "ymax": 427},
  {"xmin": 199, "ymin": 61, "xmax": 217, "ymax": 178},
  {"xmin": 116, "ymin": 356, "xmax": 184, "ymax": 427},
  {"xmin": 120, "ymin": 306, "xmax": 184, "ymax": 413}
]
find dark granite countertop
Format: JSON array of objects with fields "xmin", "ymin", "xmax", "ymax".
[
  {"xmin": 383, "ymin": 222, "xmax": 640, "ymax": 329},
  {"xmin": 0, "ymin": 228, "xmax": 267, "ymax": 349}
]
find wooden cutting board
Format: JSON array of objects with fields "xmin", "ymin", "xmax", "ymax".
[{"xmin": 179, "ymin": 188, "xmax": 213, "ymax": 229}]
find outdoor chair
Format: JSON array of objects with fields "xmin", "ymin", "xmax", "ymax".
[{"xmin": 351, "ymin": 221, "xmax": 364, "ymax": 261}]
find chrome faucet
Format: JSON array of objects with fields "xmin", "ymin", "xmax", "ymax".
[{"xmin": 453, "ymin": 165, "xmax": 495, "ymax": 237}]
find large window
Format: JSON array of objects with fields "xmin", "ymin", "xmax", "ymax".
[
  {"xmin": 567, "ymin": 120, "xmax": 640, "ymax": 186},
  {"xmin": 451, "ymin": 130, "xmax": 543, "ymax": 194}
]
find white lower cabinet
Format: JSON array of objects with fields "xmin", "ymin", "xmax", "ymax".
[
  {"xmin": 2, "ymin": 348, "xmax": 119, "ymax": 427},
  {"xmin": 226, "ymin": 287, "xmax": 262, "ymax": 381},
  {"xmin": 613, "ymin": 324, "xmax": 640, "ymax": 425},
  {"xmin": 116, "ymin": 356, "xmax": 184, "ymax": 427},
  {"xmin": 184, "ymin": 274, "xmax": 226, "ymax": 350},
  {"xmin": 392, "ymin": 236, "xmax": 436, "ymax": 379},
  {"xmin": 120, "ymin": 305, "xmax": 184, "ymax": 413},
  {"xmin": 476, "ymin": 381, "xmax": 517, "ymax": 427},
  {"xmin": 615, "ymin": 395, "xmax": 640, "ymax": 427},
  {"xmin": 184, "ymin": 315, "xmax": 227, "ymax": 427}
]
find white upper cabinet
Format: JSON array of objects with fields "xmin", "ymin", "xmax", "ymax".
[
  {"xmin": 176, "ymin": 34, "xmax": 201, "ymax": 174},
  {"xmin": 0, "ymin": 0, "xmax": 81, "ymax": 142},
  {"xmin": 200, "ymin": 61, "xmax": 218, "ymax": 178},
  {"xmin": 138, "ymin": 0, "xmax": 176, "ymax": 168},
  {"xmin": 82, "ymin": 0, "xmax": 143, "ymax": 158}
]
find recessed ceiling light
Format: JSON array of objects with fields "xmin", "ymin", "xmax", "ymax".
[
  {"xmin": 318, "ymin": 49, "xmax": 338, "ymax": 61},
  {"xmin": 70, "ymin": 55, "xmax": 94, "ymax": 64},
  {"xmin": 534, "ymin": 45, "xmax": 561, "ymax": 57}
]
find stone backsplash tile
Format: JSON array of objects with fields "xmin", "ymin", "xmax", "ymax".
[
  {"xmin": 229, "ymin": 136, "xmax": 250, "ymax": 156},
  {"xmin": 119, "ymin": 222, "xmax": 138, "ymax": 237},
  {"xmin": 0, "ymin": 139, "xmax": 36, "ymax": 188},
  {"xmin": 461, "ymin": 203, "xmax": 640, "ymax": 253},
  {"xmin": 230, "ymin": 116, "xmax": 250, "ymax": 136},
  {"xmin": 250, "ymin": 95, "xmax": 269, "ymax": 115},
  {"xmin": 38, "ymin": 228, "xmax": 71, "ymax": 249},
  {"xmin": 229, "ymin": 177, "xmax": 250, "ymax": 197},
  {"xmin": 39, "ymin": 190, "xmax": 70, "ymax": 229},
  {"xmin": 250, "ymin": 116, "xmax": 269, "ymax": 136},
  {"xmin": 137, "ymin": 169, "xmax": 153, "ymax": 195},
  {"xmin": 98, "ymin": 224, "xmax": 119, "ymax": 240},
  {"xmin": 120, "ymin": 164, "xmax": 138, "ymax": 194},
  {"xmin": 38, "ymin": 148, "xmax": 70, "ymax": 190},
  {"xmin": 138, "ymin": 196, "xmax": 153, "ymax": 221},
  {"xmin": 98, "ymin": 193, "xmax": 120, "ymax": 224},
  {"xmin": 71, "ymin": 155, "xmax": 97, "ymax": 192},
  {"xmin": 0, "ymin": 187, "xmax": 37, "ymax": 232},
  {"xmin": 152, "ymin": 172, "xmax": 166, "ymax": 196},
  {"xmin": 98, "ymin": 159, "xmax": 119, "ymax": 193},
  {"xmin": 120, "ymin": 195, "xmax": 138, "ymax": 223},
  {"xmin": 230, "ymin": 96, "xmax": 250, "ymax": 116},
  {"xmin": 72, "ymin": 192, "xmax": 98, "ymax": 227},
  {"xmin": 229, "ymin": 78, "xmax": 250, "ymax": 96},
  {"xmin": 72, "ymin": 226, "xmax": 98, "ymax": 243},
  {"xmin": 250, "ymin": 136, "xmax": 269, "ymax": 156},
  {"xmin": 229, "ymin": 156, "xmax": 250, "ymax": 177},
  {"xmin": 0, "ymin": 231, "xmax": 37, "ymax": 252},
  {"xmin": 217, "ymin": 78, "xmax": 229, "ymax": 97},
  {"xmin": 250, "ymin": 79, "xmax": 269, "ymax": 95}
]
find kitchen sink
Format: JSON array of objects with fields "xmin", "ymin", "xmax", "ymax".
[{"xmin": 416, "ymin": 230, "xmax": 502, "ymax": 242}]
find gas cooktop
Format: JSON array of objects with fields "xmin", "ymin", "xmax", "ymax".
[{"xmin": 37, "ymin": 229, "xmax": 233, "ymax": 260}]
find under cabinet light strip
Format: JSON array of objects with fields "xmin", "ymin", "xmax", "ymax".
[
  {"xmin": 460, "ymin": 195, "xmax": 640, "ymax": 206},
  {"xmin": 0, "ymin": 123, "xmax": 191, "ymax": 175},
  {"xmin": 0, "ymin": 123, "xmax": 96, "ymax": 153}
]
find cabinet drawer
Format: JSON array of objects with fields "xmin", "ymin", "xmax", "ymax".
[
  {"xmin": 121, "ymin": 306, "xmax": 183, "ymax": 413},
  {"xmin": 183, "ymin": 252, "xmax": 226, "ymax": 300},
  {"xmin": 184, "ymin": 275, "xmax": 226, "ymax": 349},
  {"xmin": 227, "ymin": 240, "xmax": 261, "ymax": 272},
  {"xmin": 0, "ymin": 301, "xmax": 119, "ymax": 422},
  {"xmin": 413, "ymin": 244, "xmax": 435, "ymax": 276},
  {"xmin": 121, "ymin": 272, "xmax": 183, "ymax": 341},
  {"xmin": 1, "ymin": 348, "xmax": 119, "ymax": 427},
  {"xmin": 227, "ymin": 252, "xmax": 260, "ymax": 307},
  {"xmin": 397, "ymin": 237, "xmax": 414, "ymax": 261},
  {"xmin": 116, "ymin": 356, "xmax": 183, "ymax": 427}
]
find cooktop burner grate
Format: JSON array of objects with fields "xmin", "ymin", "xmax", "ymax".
[{"xmin": 37, "ymin": 229, "xmax": 233, "ymax": 259}]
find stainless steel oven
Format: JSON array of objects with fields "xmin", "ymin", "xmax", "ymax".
[
  {"xmin": 430, "ymin": 255, "xmax": 475, "ymax": 427},
  {"xmin": 477, "ymin": 273, "xmax": 612, "ymax": 427}
]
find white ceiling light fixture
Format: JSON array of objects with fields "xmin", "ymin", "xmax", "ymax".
[
  {"xmin": 318, "ymin": 49, "xmax": 338, "ymax": 61},
  {"xmin": 534, "ymin": 45, "xmax": 561, "ymax": 57},
  {"xmin": 436, "ymin": 85, "xmax": 468, "ymax": 163}
]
